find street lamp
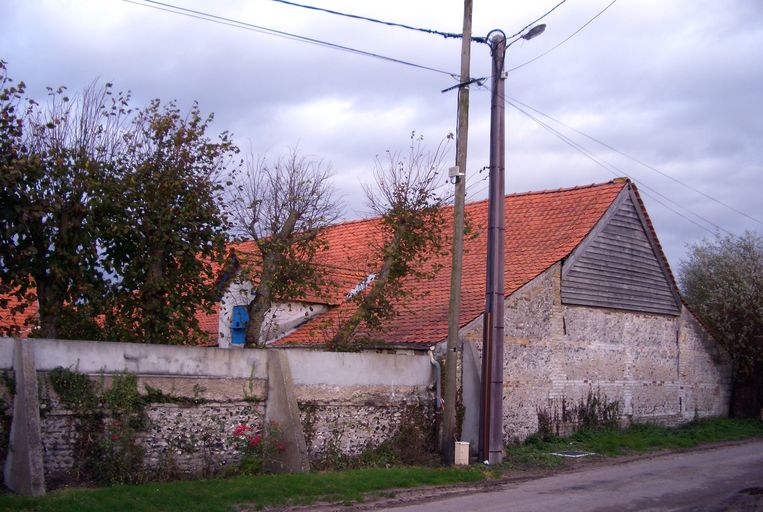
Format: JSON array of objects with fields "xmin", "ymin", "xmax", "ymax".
[
  {"xmin": 480, "ymin": 24, "xmax": 545, "ymax": 466},
  {"xmin": 522, "ymin": 23, "xmax": 546, "ymax": 41}
]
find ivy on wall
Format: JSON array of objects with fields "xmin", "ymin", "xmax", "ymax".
[
  {"xmin": 45, "ymin": 367, "xmax": 255, "ymax": 486},
  {"xmin": 0, "ymin": 370, "xmax": 15, "ymax": 467},
  {"xmin": 48, "ymin": 368, "xmax": 147, "ymax": 485}
]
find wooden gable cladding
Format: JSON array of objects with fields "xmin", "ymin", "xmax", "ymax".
[{"xmin": 561, "ymin": 185, "xmax": 681, "ymax": 316}]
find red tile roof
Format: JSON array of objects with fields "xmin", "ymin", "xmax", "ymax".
[
  {"xmin": 0, "ymin": 290, "xmax": 38, "ymax": 337},
  {"xmin": 267, "ymin": 179, "xmax": 628, "ymax": 347},
  {"xmin": 195, "ymin": 302, "xmax": 220, "ymax": 346},
  {"xmin": 226, "ymin": 240, "xmax": 369, "ymax": 307},
  {"xmin": 2, "ymin": 180, "xmax": 629, "ymax": 346}
]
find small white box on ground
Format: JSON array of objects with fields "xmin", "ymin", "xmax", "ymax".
[{"xmin": 454, "ymin": 441, "xmax": 470, "ymax": 465}]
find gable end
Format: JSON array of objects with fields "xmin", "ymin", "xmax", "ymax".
[{"xmin": 561, "ymin": 186, "xmax": 681, "ymax": 316}]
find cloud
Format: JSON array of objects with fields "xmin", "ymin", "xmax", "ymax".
[{"xmin": 2, "ymin": 0, "xmax": 762, "ymax": 268}]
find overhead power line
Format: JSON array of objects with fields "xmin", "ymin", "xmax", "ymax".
[
  {"xmin": 125, "ymin": 0, "xmax": 459, "ymax": 78},
  {"xmin": 501, "ymin": 95, "xmax": 733, "ymax": 237},
  {"xmin": 507, "ymin": 0, "xmax": 618, "ymax": 73},
  {"xmin": 270, "ymin": 0, "xmax": 569, "ymax": 46},
  {"xmin": 472, "ymin": 0, "xmax": 569, "ymax": 44},
  {"xmin": 505, "ymin": 0, "xmax": 567, "ymax": 44},
  {"xmin": 269, "ymin": 0, "xmax": 463, "ymax": 40},
  {"xmin": 504, "ymin": 96, "xmax": 763, "ymax": 226}
]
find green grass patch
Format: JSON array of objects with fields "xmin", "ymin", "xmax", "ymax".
[
  {"xmin": 0, "ymin": 466, "xmax": 486, "ymax": 512},
  {"xmin": 506, "ymin": 417, "xmax": 763, "ymax": 466}
]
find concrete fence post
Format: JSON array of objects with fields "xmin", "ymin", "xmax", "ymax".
[
  {"xmin": 264, "ymin": 349, "xmax": 310, "ymax": 473},
  {"xmin": 3, "ymin": 338, "xmax": 45, "ymax": 496}
]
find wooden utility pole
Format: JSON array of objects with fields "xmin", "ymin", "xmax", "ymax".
[{"xmin": 441, "ymin": 0, "xmax": 473, "ymax": 464}]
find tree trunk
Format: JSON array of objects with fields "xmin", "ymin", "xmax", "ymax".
[
  {"xmin": 143, "ymin": 247, "xmax": 165, "ymax": 342},
  {"xmin": 245, "ymin": 253, "xmax": 277, "ymax": 348},
  {"xmin": 31, "ymin": 215, "xmax": 60, "ymax": 339},
  {"xmin": 35, "ymin": 278, "xmax": 60, "ymax": 340}
]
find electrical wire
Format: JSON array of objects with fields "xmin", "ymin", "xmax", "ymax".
[
  {"xmin": 477, "ymin": 80, "xmax": 732, "ymax": 236},
  {"xmin": 466, "ymin": 182, "xmax": 489, "ymax": 200},
  {"xmin": 502, "ymin": 0, "xmax": 568, "ymax": 47},
  {"xmin": 475, "ymin": 0, "xmax": 569, "ymax": 45},
  {"xmin": 124, "ymin": 0, "xmax": 459, "ymax": 78},
  {"xmin": 269, "ymin": 0, "xmax": 462, "ymax": 40},
  {"xmin": 503, "ymin": 97, "xmax": 732, "ymax": 236},
  {"xmin": 463, "ymin": 168, "xmax": 491, "ymax": 200},
  {"xmin": 507, "ymin": 0, "xmax": 618, "ymax": 73},
  {"xmin": 129, "ymin": 0, "xmax": 725, "ymax": 234},
  {"xmin": 504, "ymin": 95, "xmax": 763, "ymax": 226},
  {"xmin": 503, "ymin": 98, "xmax": 716, "ymax": 234}
]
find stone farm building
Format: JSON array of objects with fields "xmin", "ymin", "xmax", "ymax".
[
  {"xmin": 0, "ymin": 178, "xmax": 734, "ymax": 492},
  {"xmin": 0, "ymin": 179, "xmax": 731, "ymax": 446},
  {"xmin": 213, "ymin": 178, "xmax": 731, "ymax": 443}
]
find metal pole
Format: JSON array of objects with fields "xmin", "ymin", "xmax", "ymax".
[
  {"xmin": 442, "ymin": 0, "xmax": 473, "ymax": 465},
  {"xmin": 482, "ymin": 31, "xmax": 506, "ymax": 465},
  {"xmin": 479, "ymin": 312, "xmax": 492, "ymax": 461}
]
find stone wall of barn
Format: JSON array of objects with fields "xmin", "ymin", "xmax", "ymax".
[{"xmin": 460, "ymin": 263, "xmax": 732, "ymax": 445}]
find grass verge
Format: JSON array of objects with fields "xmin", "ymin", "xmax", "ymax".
[
  {"xmin": 504, "ymin": 417, "xmax": 763, "ymax": 470},
  {"xmin": 0, "ymin": 466, "xmax": 486, "ymax": 512},
  {"xmin": 3, "ymin": 418, "xmax": 761, "ymax": 511}
]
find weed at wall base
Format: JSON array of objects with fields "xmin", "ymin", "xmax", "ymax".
[
  {"xmin": 311, "ymin": 400, "xmax": 437, "ymax": 471},
  {"xmin": 536, "ymin": 388, "xmax": 621, "ymax": 441}
]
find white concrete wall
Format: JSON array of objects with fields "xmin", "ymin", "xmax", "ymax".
[
  {"xmin": 0, "ymin": 337, "xmax": 268, "ymax": 379},
  {"xmin": 0, "ymin": 338, "xmax": 432, "ymax": 388},
  {"xmin": 0, "ymin": 337, "xmax": 435, "ymax": 484},
  {"xmin": 285, "ymin": 350, "xmax": 431, "ymax": 387}
]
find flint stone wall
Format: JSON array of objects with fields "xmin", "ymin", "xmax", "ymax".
[
  {"xmin": 35, "ymin": 374, "xmax": 266, "ymax": 485},
  {"xmin": 287, "ymin": 349, "xmax": 435, "ymax": 460},
  {"xmin": 296, "ymin": 385, "xmax": 427, "ymax": 460},
  {"xmin": 0, "ymin": 338, "xmax": 434, "ymax": 487}
]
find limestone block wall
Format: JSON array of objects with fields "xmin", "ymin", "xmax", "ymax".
[
  {"xmin": 677, "ymin": 312, "xmax": 732, "ymax": 417},
  {"xmin": 461, "ymin": 263, "xmax": 731, "ymax": 444}
]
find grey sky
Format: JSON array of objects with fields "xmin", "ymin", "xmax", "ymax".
[{"xmin": 2, "ymin": 0, "xmax": 761, "ymax": 270}]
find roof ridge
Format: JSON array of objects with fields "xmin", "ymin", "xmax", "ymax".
[
  {"xmin": 227, "ymin": 179, "xmax": 630, "ymax": 250},
  {"xmin": 508, "ymin": 177, "xmax": 629, "ymax": 197},
  {"xmin": 464, "ymin": 178, "xmax": 630, "ymax": 207},
  {"xmin": 313, "ymin": 179, "xmax": 632, "ymax": 230}
]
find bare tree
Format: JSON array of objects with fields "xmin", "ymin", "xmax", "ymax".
[
  {"xmin": 230, "ymin": 148, "xmax": 342, "ymax": 347},
  {"xmin": 328, "ymin": 132, "xmax": 452, "ymax": 349}
]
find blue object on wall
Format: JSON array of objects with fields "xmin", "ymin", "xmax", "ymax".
[{"xmin": 231, "ymin": 305, "xmax": 249, "ymax": 346}]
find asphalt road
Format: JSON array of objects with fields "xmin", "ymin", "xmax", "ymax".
[{"xmin": 376, "ymin": 440, "xmax": 763, "ymax": 512}]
